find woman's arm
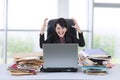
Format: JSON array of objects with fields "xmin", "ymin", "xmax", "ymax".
[
  {"xmin": 39, "ymin": 34, "xmax": 53, "ymax": 48},
  {"xmin": 71, "ymin": 18, "xmax": 82, "ymax": 33},
  {"xmin": 78, "ymin": 32, "xmax": 85, "ymax": 47},
  {"xmin": 39, "ymin": 34, "xmax": 44, "ymax": 48},
  {"xmin": 39, "ymin": 18, "xmax": 48, "ymax": 48},
  {"xmin": 71, "ymin": 18, "xmax": 85, "ymax": 47},
  {"xmin": 40, "ymin": 18, "xmax": 48, "ymax": 35}
]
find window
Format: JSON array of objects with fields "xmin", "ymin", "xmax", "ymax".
[
  {"xmin": 0, "ymin": 0, "xmax": 4, "ymax": 29},
  {"xmin": 94, "ymin": 0, "xmax": 120, "ymax": 3},
  {"xmin": 0, "ymin": 32, "xmax": 4, "ymax": 64},
  {"xmin": 7, "ymin": 32, "xmax": 40, "ymax": 63},
  {"xmin": 0, "ymin": 0, "xmax": 4, "ymax": 64},
  {"xmin": 69, "ymin": 0, "xmax": 87, "ymax": 30},
  {"xmin": 93, "ymin": 7, "xmax": 120, "ymax": 62},
  {"xmin": 6, "ymin": 0, "xmax": 57, "ymax": 63},
  {"xmin": 8, "ymin": 0, "xmax": 57, "ymax": 29}
]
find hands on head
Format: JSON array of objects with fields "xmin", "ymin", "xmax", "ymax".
[
  {"xmin": 71, "ymin": 18, "xmax": 82, "ymax": 33},
  {"xmin": 43, "ymin": 18, "xmax": 48, "ymax": 27},
  {"xmin": 40, "ymin": 18, "xmax": 82, "ymax": 35},
  {"xmin": 40, "ymin": 18, "xmax": 48, "ymax": 35}
]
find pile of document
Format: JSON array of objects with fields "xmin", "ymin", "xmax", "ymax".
[
  {"xmin": 79, "ymin": 49, "xmax": 112, "ymax": 75},
  {"xmin": 81, "ymin": 65, "xmax": 108, "ymax": 75},
  {"xmin": 8, "ymin": 52, "xmax": 43, "ymax": 76}
]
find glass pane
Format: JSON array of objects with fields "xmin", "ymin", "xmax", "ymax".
[
  {"xmin": 95, "ymin": 0, "xmax": 120, "ymax": 3},
  {"xmin": 93, "ymin": 8, "xmax": 120, "ymax": 64},
  {"xmin": 0, "ymin": 0, "xmax": 4, "ymax": 29},
  {"xmin": 7, "ymin": 31, "xmax": 42, "ymax": 63},
  {"xmin": 0, "ymin": 32, "xmax": 4, "ymax": 64},
  {"xmin": 8, "ymin": 0, "xmax": 57, "ymax": 29},
  {"xmin": 69, "ymin": 0, "xmax": 87, "ymax": 30}
]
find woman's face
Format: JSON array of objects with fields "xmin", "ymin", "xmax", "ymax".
[{"xmin": 55, "ymin": 24, "xmax": 67, "ymax": 38}]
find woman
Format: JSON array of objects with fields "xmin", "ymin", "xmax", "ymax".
[{"xmin": 39, "ymin": 18, "xmax": 85, "ymax": 48}]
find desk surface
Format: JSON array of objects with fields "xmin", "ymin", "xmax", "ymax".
[{"xmin": 0, "ymin": 64, "xmax": 120, "ymax": 80}]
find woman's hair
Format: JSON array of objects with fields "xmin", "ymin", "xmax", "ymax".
[
  {"xmin": 53, "ymin": 18, "xmax": 68, "ymax": 39},
  {"xmin": 54, "ymin": 18, "xmax": 68, "ymax": 28}
]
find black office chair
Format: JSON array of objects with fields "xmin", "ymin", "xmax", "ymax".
[{"xmin": 47, "ymin": 19, "xmax": 77, "ymax": 37}]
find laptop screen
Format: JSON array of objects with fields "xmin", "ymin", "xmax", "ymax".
[{"xmin": 43, "ymin": 43, "xmax": 78, "ymax": 69}]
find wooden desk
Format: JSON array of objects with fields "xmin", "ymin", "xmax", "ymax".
[{"xmin": 0, "ymin": 64, "xmax": 120, "ymax": 80}]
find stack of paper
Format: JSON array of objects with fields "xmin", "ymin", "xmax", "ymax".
[
  {"xmin": 8, "ymin": 52, "xmax": 43, "ymax": 76},
  {"xmin": 81, "ymin": 49, "xmax": 111, "ymax": 65},
  {"xmin": 8, "ymin": 65, "xmax": 37, "ymax": 76},
  {"xmin": 81, "ymin": 66, "xmax": 108, "ymax": 75},
  {"xmin": 79, "ymin": 49, "xmax": 113, "ymax": 75}
]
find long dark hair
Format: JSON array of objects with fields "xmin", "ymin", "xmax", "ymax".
[{"xmin": 54, "ymin": 18, "xmax": 68, "ymax": 29}]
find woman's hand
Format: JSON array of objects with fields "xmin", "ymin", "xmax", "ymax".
[
  {"xmin": 40, "ymin": 18, "xmax": 48, "ymax": 35},
  {"xmin": 71, "ymin": 18, "xmax": 82, "ymax": 33}
]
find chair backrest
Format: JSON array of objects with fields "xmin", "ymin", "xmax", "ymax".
[{"xmin": 47, "ymin": 19, "xmax": 77, "ymax": 37}]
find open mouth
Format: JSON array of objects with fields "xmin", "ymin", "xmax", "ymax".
[{"xmin": 57, "ymin": 32, "xmax": 65, "ymax": 37}]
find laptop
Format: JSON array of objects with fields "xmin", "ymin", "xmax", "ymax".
[{"xmin": 42, "ymin": 43, "xmax": 78, "ymax": 72}]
